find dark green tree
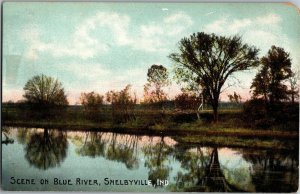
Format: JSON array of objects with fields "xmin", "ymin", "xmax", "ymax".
[
  {"xmin": 23, "ymin": 74, "xmax": 68, "ymax": 106},
  {"xmin": 143, "ymin": 65, "xmax": 169, "ymax": 104},
  {"xmin": 169, "ymin": 32, "xmax": 259, "ymax": 121},
  {"xmin": 251, "ymin": 46, "xmax": 292, "ymax": 106}
]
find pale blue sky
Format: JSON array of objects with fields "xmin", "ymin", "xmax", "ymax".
[{"xmin": 3, "ymin": 2, "xmax": 300, "ymax": 104}]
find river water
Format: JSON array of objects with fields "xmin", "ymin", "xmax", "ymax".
[{"xmin": 2, "ymin": 127, "xmax": 298, "ymax": 192}]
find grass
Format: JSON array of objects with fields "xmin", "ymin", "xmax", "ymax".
[{"xmin": 2, "ymin": 106, "xmax": 299, "ymax": 140}]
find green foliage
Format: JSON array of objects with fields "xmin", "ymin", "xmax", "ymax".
[
  {"xmin": 169, "ymin": 32, "xmax": 259, "ymax": 120},
  {"xmin": 251, "ymin": 46, "xmax": 292, "ymax": 105},
  {"xmin": 23, "ymin": 74, "xmax": 68, "ymax": 106},
  {"xmin": 144, "ymin": 64, "xmax": 170, "ymax": 104}
]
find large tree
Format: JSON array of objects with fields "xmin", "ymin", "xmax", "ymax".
[
  {"xmin": 23, "ymin": 74, "xmax": 68, "ymax": 106},
  {"xmin": 251, "ymin": 46, "xmax": 292, "ymax": 106},
  {"xmin": 143, "ymin": 64, "xmax": 169, "ymax": 104},
  {"xmin": 169, "ymin": 32, "xmax": 259, "ymax": 121}
]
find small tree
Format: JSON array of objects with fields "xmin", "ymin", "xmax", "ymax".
[
  {"xmin": 169, "ymin": 32, "xmax": 259, "ymax": 121},
  {"xmin": 80, "ymin": 92, "xmax": 104, "ymax": 121},
  {"xmin": 23, "ymin": 74, "xmax": 68, "ymax": 106},
  {"xmin": 106, "ymin": 85, "xmax": 137, "ymax": 123},
  {"xmin": 228, "ymin": 92, "xmax": 242, "ymax": 103},
  {"xmin": 143, "ymin": 65, "xmax": 169, "ymax": 105},
  {"xmin": 251, "ymin": 46, "xmax": 292, "ymax": 106}
]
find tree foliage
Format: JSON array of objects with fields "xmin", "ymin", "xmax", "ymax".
[
  {"xmin": 106, "ymin": 85, "xmax": 137, "ymax": 123},
  {"xmin": 174, "ymin": 92, "xmax": 201, "ymax": 110},
  {"xmin": 23, "ymin": 74, "xmax": 68, "ymax": 106},
  {"xmin": 80, "ymin": 92, "xmax": 104, "ymax": 121},
  {"xmin": 169, "ymin": 32, "xmax": 259, "ymax": 121},
  {"xmin": 80, "ymin": 92, "xmax": 104, "ymax": 111},
  {"xmin": 143, "ymin": 64, "xmax": 169, "ymax": 104},
  {"xmin": 251, "ymin": 46, "xmax": 292, "ymax": 105}
]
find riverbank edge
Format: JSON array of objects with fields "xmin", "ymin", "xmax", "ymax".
[{"xmin": 3, "ymin": 120, "xmax": 298, "ymax": 139}]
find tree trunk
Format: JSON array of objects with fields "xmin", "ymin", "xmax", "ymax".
[
  {"xmin": 213, "ymin": 106, "xmax": 218, "ymax": 122},
  {"xmin": 211, "ymin": 95, "xmax": 219, "ymax": 122}
]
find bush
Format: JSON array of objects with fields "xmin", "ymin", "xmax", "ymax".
[
  {"xmin": 243, "ymin": 99, "xmax": 299, "ymax": 130},
  {"xmin": 174, "ymin": 93, "xmax": 201, "ymax": 110}
]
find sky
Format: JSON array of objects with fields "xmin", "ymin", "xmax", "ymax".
[{"xmin": 2, "ymin": 2, "xmax": 300, "ymax": 104}]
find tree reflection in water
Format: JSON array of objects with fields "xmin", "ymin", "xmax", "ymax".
[
  {"xmin": 106, "ymin": 133, "xmax": 139, "ymax": 170},
  {"xmin": 2, "ymin": 127, "xmax": 14, "ymax": 145},
  {"xmin": 242, "ymin": 149, "xmax": 299, "ymax": 192},
  {"xmin": 16, "ymin": 128, "xmax": 32, "ymax": 145},
  {"xmin": 170, "ymin": 145, "xmax": 244, "ymax": 192},
  {"xmin": 142, "ymin": 136, "xmax": 173, "ymax": 187},
  {"xmin": 76, "ymin": 132, "xmax": 106, "ymax": 158},
  {"xmin": 24, "ymin": 129, "xmax": 68, "ymax": 170},
  {"xmin": 75, "ymin": 132, "xmax": 140, "ymax": 170}
]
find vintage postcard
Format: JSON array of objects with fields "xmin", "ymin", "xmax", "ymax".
[{"xmin": 1, "ymin": 2, "xmax": 299, "ymax": 192}]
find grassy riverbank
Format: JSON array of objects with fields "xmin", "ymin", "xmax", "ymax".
[
  {"xmin": 2, "ymin": 105, "xmax": 298, "ymax": 150},
  {"xmin": 4, "ymin": 119, "xmax": 298, "ymax": 138}
]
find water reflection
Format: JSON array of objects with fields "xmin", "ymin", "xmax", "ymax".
[
  {"xmin": 105, "ymin": 133, "xmax": 139, "ymax": 169},
  {"xmin": 2, "ymin": 127, "xmax": 14, "ymax": 145},
  {"xmin": 75, "ymin": 132, "xmax": 106, "ymax": 158},
  {"xmin": 170, "ymin": 145, "xmax": 244, "ymax": 192},
  {"xmin": 4, "ymin": 127, "xmax": 298, "ymax": 192},
  {"xmin": 74, "ymin": 132, "xmax": 140, "ymax": 169},
  {"xmin": 142, "ymin": 136, "xmax": 173, "ymax": 187},
  {"xmin": 242, "ymin": 149, "xmax": 299, "ymax": 192},
  {"xmin": 24, "ymin": 128, "xmax": 68, "ymax": 170}
]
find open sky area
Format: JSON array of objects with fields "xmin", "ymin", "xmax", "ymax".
[{"xmin": 3, "ymin": 2, "xmax": 300, "ymax": 104}]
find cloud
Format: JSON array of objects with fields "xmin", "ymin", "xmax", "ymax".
[
  {"xmin": 255, "ymin": 13, "xmax": 282, "ymax": 25},
  {"xmin": 204, "ymin": 17, "xmax": 252, "ymax": 34},
  {"xmin": 22, "ymin": 26, "xmax": 108, "ymax": 60},
  {"xmin": 202, "ymin": 13, "xmax": 292, "ymax": 56},
  {"xmin": 132, "ymin": 12, "xmax": 193, "ymax": 52},
  {"xmin": 204, "ymin": 13, "xmax": 282, "ymax": 36},
  {"xmin": 78, "ymin": 12, "xmax": 132, "ymax": 46},
  {"xmin": 22, "ymin": 12, "xmax": 131, "ymax": 60},
  {"xmin": 57, "ymin": 63, "xmax": 111, "ymax": 81},
  {"xmin": 22, "ymin": 11, "xmax": 193, "ymax": 59},
  {"xmin": 164, "ymin": 11, "xmax": 193, "ymax": 26}
]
